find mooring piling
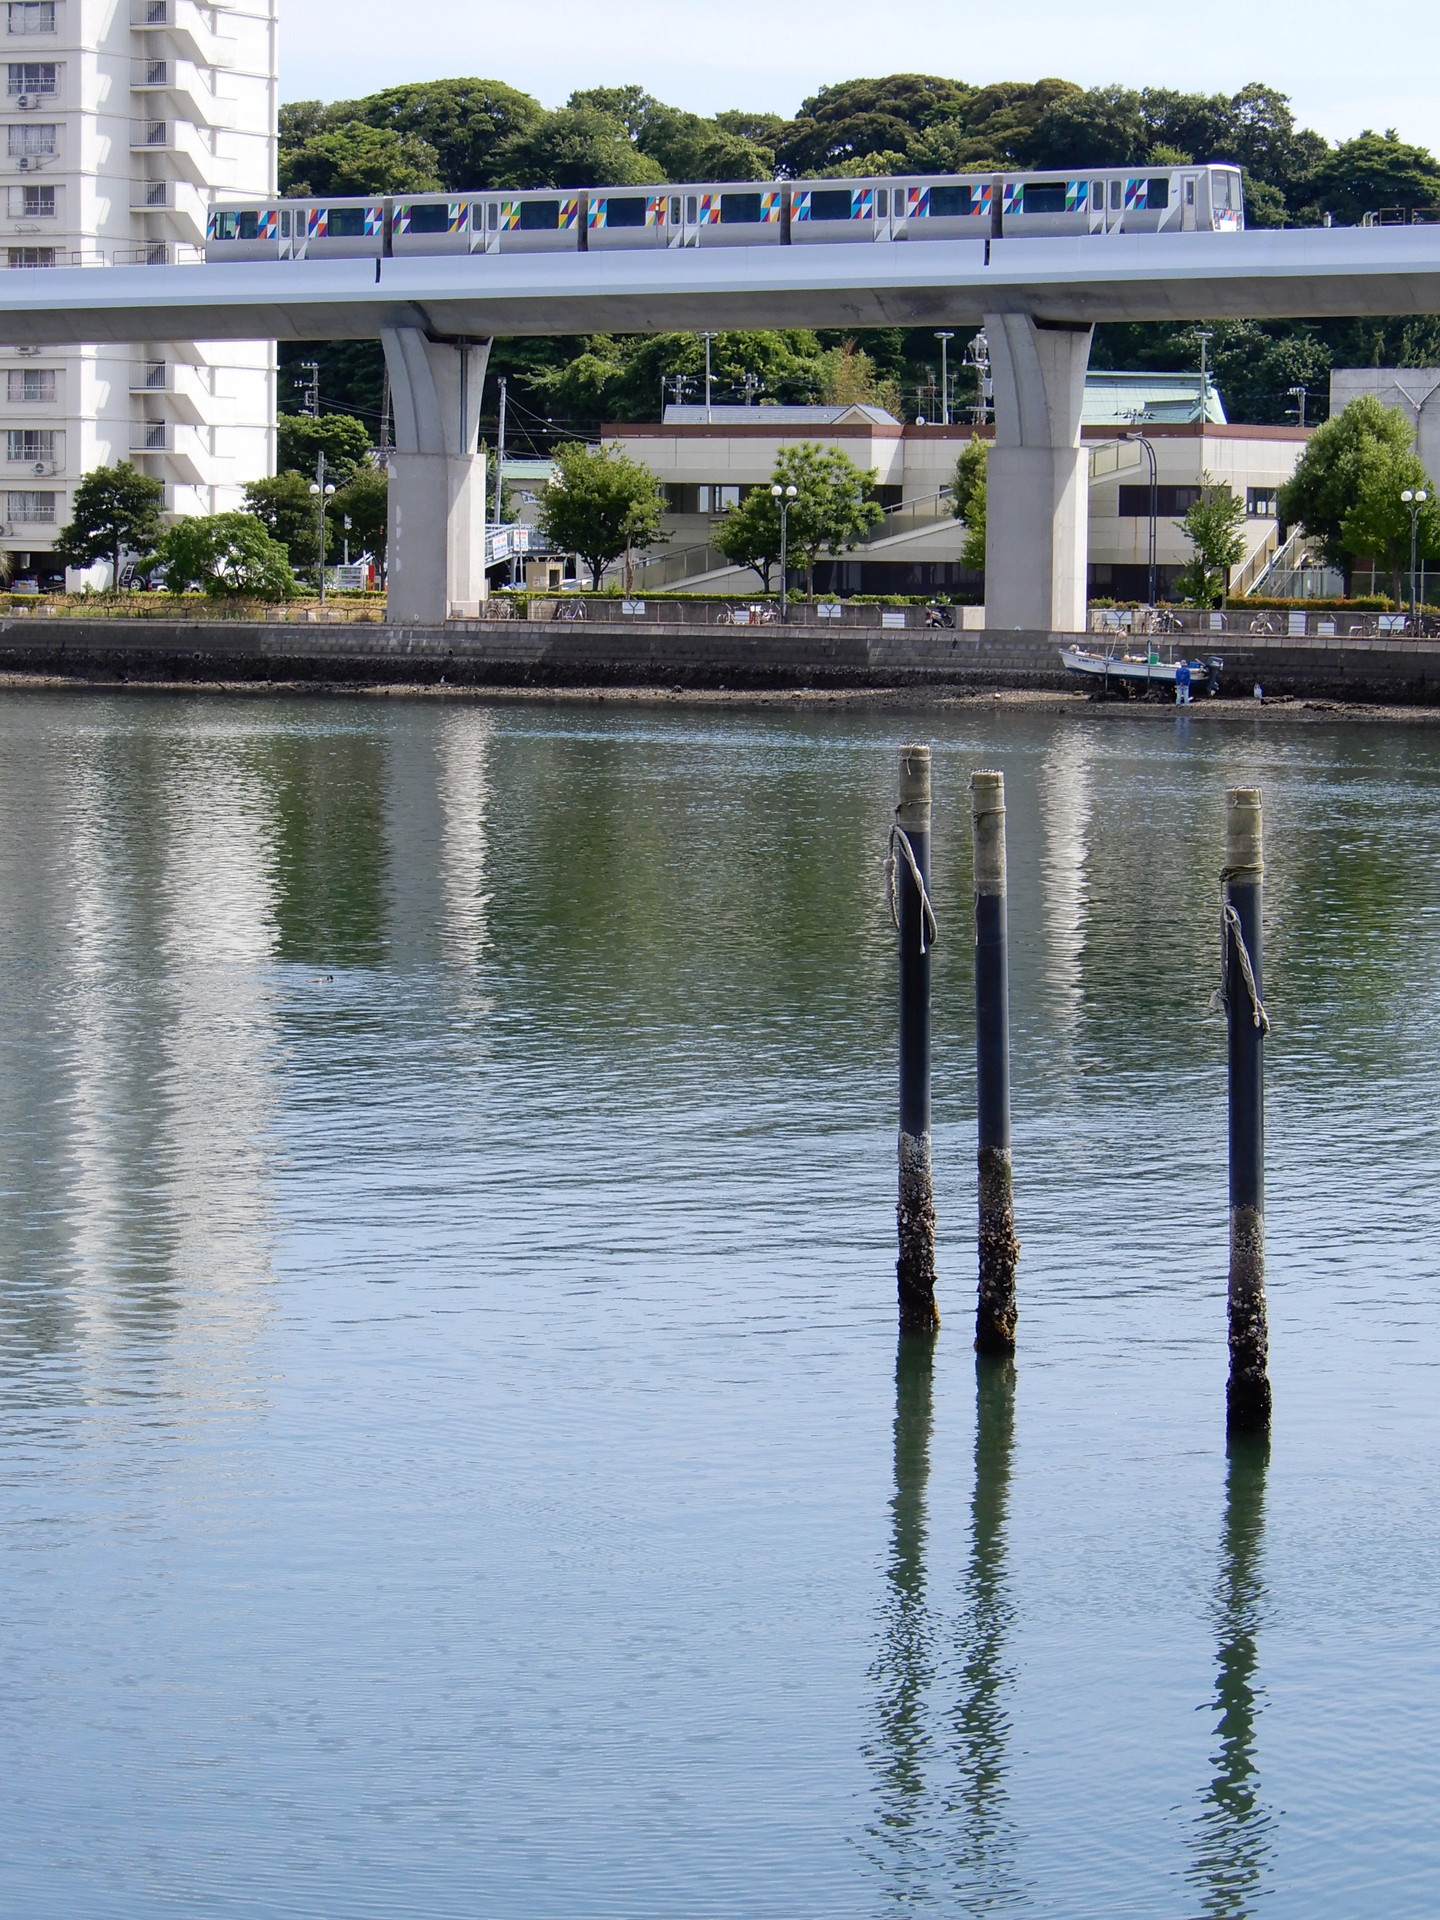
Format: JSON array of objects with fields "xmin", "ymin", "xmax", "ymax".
[
  {"xmin": 1223, "ymin": 787, "xmax": 1271, "ymax": 1434},
  {"xmin": 970, "ymin": 771, "xmax": 1019, "ymax": 1354},
  {"xmin": 893, "ymin": 745, "xmax": 939, "ymax": 1334}
]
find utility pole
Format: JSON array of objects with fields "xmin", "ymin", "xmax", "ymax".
[
  {"xmin": 1197, "ymin": 329, "xmax": 1213, "ymax": 417},
  {"xmin": 699, "ymin": 331, "xmax": 716, "ymax": 423},
  {"xmin": 1286, "ymin": 385, "xmax": 1309, "ymax": 429},
  {"xmin": 297, "ymin": 359, "xmax": 319, "ymax": 418},
  {"xmin": 934, "ymin": 331, "xmax": 955, "ymax": 426}
]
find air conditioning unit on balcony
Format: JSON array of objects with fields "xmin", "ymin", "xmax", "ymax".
[
  {"xmin": 15, "ymin": 95, "xmax": 34, "ymax": 110},
  {"xmin": 17, "ymin": 157, "xmax": 30, "ymax": 171}
]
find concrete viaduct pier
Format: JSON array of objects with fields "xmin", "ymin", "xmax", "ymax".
[{"xmin": 2, "ymin": 226, "xmax": 1440, "ymax": 624}]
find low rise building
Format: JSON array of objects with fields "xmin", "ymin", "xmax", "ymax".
[{"xmin": 607, "ymin": 377, "xmax": 1308, "ymax": 600}]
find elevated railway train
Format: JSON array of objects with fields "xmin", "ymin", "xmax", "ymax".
[{"xmin": 205, "ymin": 164, "xmax": 1245, "ymax": 261}]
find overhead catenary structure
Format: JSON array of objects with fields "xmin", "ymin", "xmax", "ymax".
[
  {"xmin": 0, "ymin": 0, "xmax": 276, "ymax": 584},
  {"xmin": 2, "ymin": 224, "xmax": 1440, "ymax": 619}
]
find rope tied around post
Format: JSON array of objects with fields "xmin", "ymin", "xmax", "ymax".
[
  {"xmin": 886, "ymin": 824, "xmax": 938, "ymax": 952},
  {"xmin": 1210, "ymin": 875, "xmax": 1270, "ymax": 1033}
]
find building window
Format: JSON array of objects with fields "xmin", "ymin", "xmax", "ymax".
[
  {"xmin": 6, "ymin": 3, "xmax": 54, "ymax": 32},
  {"xmin": 5, "ymin": 243, "xmax": 50, "ymax": 265},
  {"xmin": 7, "ymin": 365, "xmax": 54, "ymax": 397},
  {"xmin": 7, "ymin": 119, "xmax": 53, "ymax": 155},
  {"xmin": 7, "ymin": 182, "xmax": 52, "ymax": 214},
  {"xmin": 1118, "ymin": 483, "xmax": 1204, "ymax": 517},
  {"xmin": 7, "ymin": 61, "xmax": 56, "ymax": 94},
  {"xmin": 7, "ymin": 488, "xmax": 54, "ymax": 519},
  {"xmin": 143, "ymin": 59, "xmax": 166, "ymax": 85},
  {"xmin": 1246, "ymin": 487, "xmax": 1278, "ymax": 518},
  {"xmin": 6, "ymin": 427, "xmax": 52, "ymax": 458}
]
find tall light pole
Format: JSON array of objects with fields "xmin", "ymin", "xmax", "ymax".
[
  {"xmin": 698, "ymin": 331, "xmax": 717, "ymax": 424},
  {"xmin": 771, "ymin": 481, "xmax": 798, "ymax": 620},
  {"xmin": 1402, "ymin": 487, "xmax": 1429, "ymax": 628},
  {"xmin": 1121, "ymin": 431, "xmax": 1159, "ymax": 606},
  {"xmin": 308, "ymin": 456, "xmax": 336, "ymax": 602},
  {"xmin": 934, "ymin": 330, "xmax": 955, "ymax": 425}
]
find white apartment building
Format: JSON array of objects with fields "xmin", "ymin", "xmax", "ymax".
[{"xmin": 0, "ymin": 0, "xmax": 276, "ymax": 585}]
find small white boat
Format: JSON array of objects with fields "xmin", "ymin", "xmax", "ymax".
[{"xmin": 1060, "ymin": 645, "xmax": 1222, "ymax": 690}]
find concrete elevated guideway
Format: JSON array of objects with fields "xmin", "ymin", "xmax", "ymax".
[{"xmin": 4, "ymin": 225, "xmax": 1440, "ymax": 623}]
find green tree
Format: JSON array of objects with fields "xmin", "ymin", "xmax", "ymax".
[
  {"xmin": 713, "ymin": 486, "xmax": 781, "ymax": 589},
  {"xmin": 1303, "ymin": 130, "xmax": 1440, "ymax": 225},
  {"xmin": 951, "ymin": 437, "xmax": 988, "ymax": 570},
  {"xmin": 156, "ymin": 513, "xmax": 298, "ymax": 599},
  {"xmin": 494, "ymin": 107, "xmax": 667, "ymax": 189},
  {"xmin": 1174, "ymin": 477, "xmax": 1247, "ymax": 606},
  {"xmin": 538, "ymin": 441, "xmax": 667, "ymax": 590},
  {"xmin": 341, "ymin": 78, "xmax": 544, "ymax": 189},
  {"xmin": 768, "ymin": 441, "xmax": 883, "ymax": 597},
  {"xmin": 1278, "ymin": 392, "xmax": 1417, "ymax": 582},
  {"xmin": 1339, "ymin": 442, "xmax": 1440, "ymax": 602},
  {"xmin": 775, "ymin": 73, "xmax": 975, "ymax": 175},
  {"xmin": 243, "ymin": 470, "xmax": 326, "ymax": 567},
  {"xmin": 276, "ymin": 411, "xmax": 374, "ymax": 486},
  {"xmin": 53, "ymin": 462, "xmax": 165, "ymax": 583},
  {"xmin": 279, "ymin": 121, "xmax": 442, "ymax": 197},
  {"xmin": 332, "ymin": 465, "xmax": 388, "ymax": 571}
]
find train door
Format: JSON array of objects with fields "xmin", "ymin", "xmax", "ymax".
[
  {"xmin": 667, "ymin": 192, "xmax": 698, "ymax": 247},
  {"xmin": 872, "ymin": 184, "xmax": 896, "ymax": 240},
  {"xmin": 1181, "ymin": 174, "xmax": 1198, "ymax": 231}
]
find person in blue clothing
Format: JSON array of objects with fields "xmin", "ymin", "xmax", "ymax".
[{"xmin": 1175, "ymin": 658, "xmax": 1192, "ymax": 704}]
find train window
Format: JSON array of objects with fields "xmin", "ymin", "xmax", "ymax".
[
  {"xmin": 1110, "ymin": 180, "xmax": 1121, "ymax": 210},
  {"xmin": 1185, "ymin": 178, "xmax": 1195, "ymax": 206},
  {"xmin": 876, "ymin": 188, "xmax": 888, "ymax": 217},
  {"xmin": 929, "ymin": 184, "xmax": 972, "ymax": 218},
  {"xmin": 1212, "ymin": 172, "xmax": 1236, "ymax": 210},
  {"xmin": 407, "ymin": 203, "xmax": 454, "ymax": 233},
  {"xmin": 488, "ymin": 202, "xmax": 498, "ymax": 229},
  {"xmin": 602, "ymin": 197, "xmax": 646, "ymax": 227},
  {"xmin": 720, "ymin": 192, "xmax": 762, "ymax": 224},
  {"xmin": 1092, "ymin": 181, "xmax": 1103, "ymax": 210},
  {"xmin": 327, "ymin": 207, "xmax": 367, "ymax": 237},
  {"xmin": 686, "ymin": 196, "xmax": 696, "ymax": 222},
  {"xmin": 280, "ymin": 211, "xmax": 290, "ymax": 236},
  {"xmin": 669, "ymin": 197, "xmax": 681, "ymax": 224},
  {"xmin": 519, "ymin": 199, "xmax": 560, "ymax": 230},
  {"xmin": 808, "ymin": 189, "xmax": 853, "ymax": 222},
  {"xmin": 1147, "ymin": 177, "xmax": 1170, "ymax": 210},
  {"xmin": 1022, "ymin": 181, "xmax": 1067, "ymax": 214}
]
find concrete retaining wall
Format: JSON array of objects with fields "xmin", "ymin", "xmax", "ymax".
[{"xmin": 3, "ymin": 616, "xmax": 1440, "ymax": 702}]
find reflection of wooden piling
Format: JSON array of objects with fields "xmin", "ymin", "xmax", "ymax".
[
  {"xmin": 971, "ymin": 772, "xmax": 1019, "ymax": 1354},
  {"xmin": 895, "ymin": 746, "xmax": 939, "ymax": 1335},
  {"xmin": 1224, "ymin": 788, "xmax": 1271, "ymax": 1434}
]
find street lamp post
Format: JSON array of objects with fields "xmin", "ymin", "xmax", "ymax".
[
  {"xmin": 308, "ymin": 453, "xmax": 336, "ymax": 603},
  {"xmin": 1402, "ymin": 487, "xmax": 1430, "ymax": 629},
  {"xmin": 771, "ymin": 481, "xmax": 798, "ymax": 621},
  {"xmin": 934, "ymin": 330, "xmax": 955, "ymax": 425},
  {"xmin": 1120, "ymin": 431, "xmax": 1159, "ymax": 607}
]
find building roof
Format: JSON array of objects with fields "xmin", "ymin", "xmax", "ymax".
[
  {"xmin": 662, "ymin": 403, "xmax": 900, "ymax": 427},
  {"xmin": 1082, "ymin": 370, "xmax": 1227, "ymax": 426}
]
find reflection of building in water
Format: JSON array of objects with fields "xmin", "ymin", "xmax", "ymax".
[
  {"xmin": 435, "ymin": 709, "xmax": 495, "ymax": 970},
  {"xmin": 1038, "ymin": 733, "xmax": 1094, "ymax": 1059},
  {"xmin": 1188, "ymin": 1439, "xmax": 1274, "ymax": 1918},
  {"xmin": 947, "ymin": 1354, "xmax": 1023, "ymax": 1905},
  {"xmin": 0, "ymin": 719, "xmax": 283, "ymax": 1391}
]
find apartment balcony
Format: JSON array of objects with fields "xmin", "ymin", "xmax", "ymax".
[
  {"xmin": 129, "ymin": 417, "xmax": 206, "ymax": 483},
  {"xmin": 130, "ymin": 59, "xmax": 235, "ymax": 132},
  {"xmin": 128, "ymin": 118, "xmax": 232, "ymax": 189},
  {"xmin": 129, "ymin": 0, "xmax": 237, "ymax": 69},
  {"xmin": 129, "ymin": 178, "xmax": 207, "ymax": 244},
  {"xmin": 128, "ymin": 358, "xmax": 210, "ymax": 422}
]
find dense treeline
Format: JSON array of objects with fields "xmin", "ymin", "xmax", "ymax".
[{"xmin": 275, "ymin": 73, "xmax": 1440, "ymax": 442}]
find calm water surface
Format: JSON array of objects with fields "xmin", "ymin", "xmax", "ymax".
[{"xmin": 0, "ymin": 689, "xmax": 1437, "ymax": 1917}]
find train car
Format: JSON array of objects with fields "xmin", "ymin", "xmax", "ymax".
[{"xmin": 204, "ymin": 164, "xmax": 1245, "ymax": 262}]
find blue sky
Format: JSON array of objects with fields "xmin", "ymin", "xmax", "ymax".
[{"xmin": 281, "ymin": 0, "xmax": 1440, "ymax": 155}]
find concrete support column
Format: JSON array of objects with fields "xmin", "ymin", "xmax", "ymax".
[
  {"xmin": 381, "ymin": 327, "xmax": 491, "ymax": 623},
  {"xmin": 983, "ymin": 313, "xmax": 1093, "ymax": 633}
]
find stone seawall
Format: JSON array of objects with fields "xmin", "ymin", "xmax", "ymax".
[{"xmin": 2, "ymin": 616, "xmax": 1440, "ymax": 702}]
